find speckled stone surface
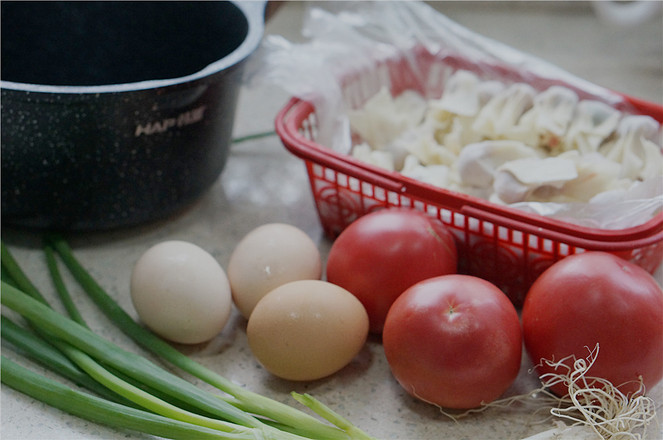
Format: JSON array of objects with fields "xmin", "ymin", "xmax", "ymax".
[{"xmin": 2, "ymin": 2, "xmax": 662, "ymax": 439}]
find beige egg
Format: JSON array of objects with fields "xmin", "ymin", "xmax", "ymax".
[
  {"xmin": 247, "ymin": 280, "xmax": 369, "ymax": 381},
  {"xmin": 130, "ymin": 241, "xmax": 232, "ymax": 345},
  {"xmin": 228, "ymin": 223, "xmax": 322, "ymax": 319}
]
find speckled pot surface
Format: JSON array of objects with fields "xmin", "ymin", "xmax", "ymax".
[{"xmin": 1, "ymin": 1, "xmax": 266, "ymax": 231}]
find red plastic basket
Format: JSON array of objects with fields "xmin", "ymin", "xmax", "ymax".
[{"xmin": 275, "ymin": 49, "xmax": 663, "ymax": 306}]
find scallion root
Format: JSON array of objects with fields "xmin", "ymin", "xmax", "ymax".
[
  {"xmin": 537, "ymin": 345, "xmax": 657, "ymax": 440},
  {"xmin": 443, "ymin": 345, "xmax": 658, "ymax": 440}
]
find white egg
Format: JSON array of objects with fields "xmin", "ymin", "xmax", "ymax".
[
  {"xmin": 247, "ymin": 280, "xmax": 369, "ymax": 381},
  {"xmin": 228, "ymin": 223, "xmax": 322, "ymax": 319},
  {"xmin": 130, "ymin": 240, "xmax": 232, "ymax": 345}
]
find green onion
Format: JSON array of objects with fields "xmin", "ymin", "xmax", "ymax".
[
  {"xmin": 3, "ymin": 244, "xmax": 158, "ymax": 409},
  {"xmin": 2, "ymin": 267, "xmax": 18, "ymax": 285},
  {"xmin": 45, "ymin": 244, "xmax": 87, "ymax": 326},
  {"xmin": 1, "ymin": 241, "xmax": 46, "ymax": 302},
  {"xmin": 1, "ymin": 282, "xmax": 268, "ymax": 430},
  {"xmin": 2, "ymin": 316, "xmax": 83, "ymax": 381},
  {"xmin": 1, "ymin": 356, "xmax": 256, "ymax": 440},
  {"xmin": 291, "ymin": 393, "xmax": 373, "ymax": 440},
  {"xmin": 59, "ymin": 341, "xmax": 265, "ymax": 436},
  {"xmin": 1, "ymin": 316, "xmax": 133, "ymax": 406},
  {"xmin": 3, "ymin": 246, "xmax": 146, "ymax": 409},
  {"xmin": 232, "ymin": 130, "xmax": 277, "ymax": 144},
  {"xmin": 48, "ymin": 235, "xmax": 370, "ymax": 440}
]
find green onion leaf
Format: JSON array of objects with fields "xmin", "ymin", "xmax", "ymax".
[
  {"xmin": 1, "ymin": 315, "xmax": 133, "ymax": 406},
  {"xmin": 1, "ymin": 356, "xmax": 256, "ymax": 440},
  {"xmin": 1, "ymin": 282, "xmax": 264, "ymax": 430}
]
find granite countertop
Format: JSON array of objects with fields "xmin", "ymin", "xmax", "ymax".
[{"xmin": 2, "ymin": 2, "xmax": 662, "ymax": 439}]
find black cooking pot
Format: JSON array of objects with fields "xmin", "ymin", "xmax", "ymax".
[{"xmin": 1, "ymin": 1, "xmax": 266, "ymax": 231}]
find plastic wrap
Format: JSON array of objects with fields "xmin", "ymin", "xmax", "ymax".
[{"xmin": 251, "ymin": 1, "xmax": 662, "ymax": 230}]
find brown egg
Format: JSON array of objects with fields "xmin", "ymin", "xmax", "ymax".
[
  {"xmin": 247, "ymin": 280, "xmax": 369, "ymax": 381},
  {"xmin": 228, "ymin": 223, "xmax": 322, "ymax": 319}
]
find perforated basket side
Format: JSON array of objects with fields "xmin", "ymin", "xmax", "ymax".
[
  {"xmin": 276, "ymin": 97, "xmax": 663, "ymax": 306},
  {"xmin": 298, "ymin": 147, "xmax": 663, "ymax": 305},
  {"xmin": 274, "ymin": 50, "xmax": 663, "ymax": 306}
]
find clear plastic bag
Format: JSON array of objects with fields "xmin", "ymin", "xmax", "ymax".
[{"xmin": 250, "ymin": 1, "xmax": 663, "ymax": 230}]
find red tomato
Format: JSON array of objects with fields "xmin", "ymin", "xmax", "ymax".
[
  {"xmin": 522, "ymin": 251, "xmax": 663, "ymax": 397},
  {"xmin": 383, "ymin": 275, "xmax": 522, "ymax": 409},
  {"xmin": 325, "ymin": 208, "xmax": 457, "ymax": 333}
]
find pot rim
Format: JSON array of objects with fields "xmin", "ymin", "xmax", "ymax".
[{"xmin": 0, "ymin": 0, "xmax": 266, "ymax": 94}]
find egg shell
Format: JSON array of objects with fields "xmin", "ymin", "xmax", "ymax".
[
  {"xmin": 247, "ymin": 280, "xmax": 369, "ymax": 381},
  {"xmin": 228, "ymin": 223, "xmax": 322, "ymax": 319},
  {"xmin": 130, "ymin": 240, "xmax": 232, "ymax": 345}
]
